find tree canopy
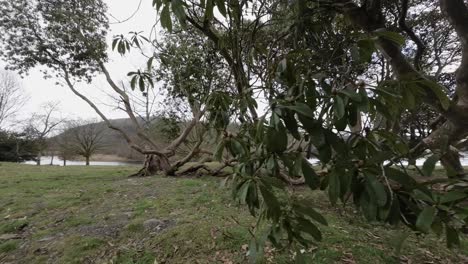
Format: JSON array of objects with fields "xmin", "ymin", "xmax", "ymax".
[{"xmin": 1, "ymin": 0, "xmax": 468, "ymax": 260}]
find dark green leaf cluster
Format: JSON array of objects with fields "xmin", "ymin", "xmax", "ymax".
[
  {"xmin": 0, "ymin": 130, "xmax": 39, "ymax": 162},
  {"xmin": 151, "ymin": 0, "xmax": 467, "ymax": 256}
]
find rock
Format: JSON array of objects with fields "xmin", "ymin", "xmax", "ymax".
[
  {"xmin": 143, "ymin": 219, "xmax": 166, "ymax": 232},
  {"xmin": 38, "ymin": 236, "xmax": 55, "ymax": 242},
  {"xmin": 0, "ymin": 234, "xmax": 21, "ymax": 240}
]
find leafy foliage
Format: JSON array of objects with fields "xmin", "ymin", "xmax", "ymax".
[
  {"xmin": 0, "ymin": 0, "xmax": 108, "ymax": 81},
  {"xmin": 0, "ymin": 0, "xmax": 467, "ymax": 261},
  {"xmin": 0, "ymin": 130, "xmax": 39, "ymax": 162},
  {"xmin": 149, "ymin": 0, "xmax": 468, "ymax": 258}
]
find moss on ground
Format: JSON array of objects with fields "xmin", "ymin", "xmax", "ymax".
[{"xmin": 0, "ymin": 162, "xmax": 466, "ymax": 263}]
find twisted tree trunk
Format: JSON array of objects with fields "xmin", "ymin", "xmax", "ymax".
[{"xmin": 131, "ymin": 154, "xmax": 172, "ymax": 177}]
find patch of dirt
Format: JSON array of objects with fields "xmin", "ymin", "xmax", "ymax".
[
  {"xmin": 143, "ymin": 218, "xmax": 174, "ymax": 233},
  {"xmin": 72, "ymin": 223, "xmax": 125, "ymax": 238}
]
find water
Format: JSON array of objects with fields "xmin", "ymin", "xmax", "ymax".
[
  {"xmin": 23, "ymin": 156, "xmax": 141, "ymax": 166},
  {"xmin": 308, "ymin": 152, "xmax": 468, "ymax": 166},
  {"xmin": 25, "ymin": 153, "xmax": 468, "ymax": 167}
]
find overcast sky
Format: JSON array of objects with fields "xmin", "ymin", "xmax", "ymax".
[{"xmin": 1, "ymin": 0, "xmax": 157, "ymax": 123}]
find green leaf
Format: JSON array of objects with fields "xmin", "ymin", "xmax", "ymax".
[
  {"xmin": 146, "ymin": 56, "xmax": 155, "ymax": 70},
  {"xmin": 283, "ymin": 110, "xmax": 301, "ymax": 140},
  {"xmin": 339, "ymin": 90, "xmax": 362, "ymax": 102},
  {"xmin": 413, "ymin": 189, "xmax": 434, "ymax": 203},
  {"xmin": 334, "ymin": 96, "xmax": 345, "ymax": 119},
  {"xmin": 375, "ymin": 30, "xmax": 406, "ymax": 46},
  {"xmin": 360, "ymin": 192, "xmax": 377, "ymax": 221},
  {"xmin": 282, "ymin": 103, "xmax": 315, "ymax": 118},
  {"xmin": 334, "ymin": 114, "xmax": 347, "ymax": 131},
  {"xmin": 153, "ymin": 0, "xmax": 163, "ymax": 11},
  {"xmin": 229, "ymin": 139, "xmax": 246, "ymax": 157},
  {"xmin": 369, "ymin": 178, "xmax": 388, "ymax": 207},
  {"xmin": 214, "ymin": 0, "xmax": 226, "ymax": 17},
  {"xmin": 213, "ymin": 141, "xmax": 225, "ymax": 161},
  {"xmin": 160, "ymin": 4, "xmax": 172, "ymax": 32},
  {"xmin": 297, "ymin": 218, "xmax": 322, "ymax": 241},
  {"xmin": 261, "ymin": 176, "xmax": 286, "ymax": 189},
  {"xmin": 237, "ymin": 180, "xmax": 250, "ymax": 203},
  {"xmin": 294, "ymin": 204, "xmax": 328, "ymax": 226},
  {"xmin": 171, "ymin": 0, "xmax": 186, "ymax": 21},
  {"xmin": 439, "ymin": 191, "xmax": 467, "ymax": 204},
  {"xmin": 357, "ymin": 38, "xmax": 375, "ymax": 63},
  {"xmin": 416, "ymin": 206, "xmax": 436, "ymax": 233},
  {"xmin": 130, "ymin": 76, "xmax": 137, "ymax": 90},
  {"xmin": 265, "ymin": 123, "xmax": 288, "ymax": 153},
  {"xmin": 422, "ymin": 154, "xmax": 440, "ymax": 177},
  {"xmin": 417, "ymin": 79, "xmax": 451, "ymax": 110},
  {"xmin": 301, "ymin": 158, "xmax": 320, "ymax": 190},
  {"xmin": 112, "ymin": 38, "xmax": 118, "ymax": 51},
  {"xmin": 384, "ymin": 167, "xmax": 418, "ymax": 189},
  {"xmin": 259, "ymin": 184, "xmax": 281, "ymax": 220},
  {"xmin": 204, "ymin": 0, "xmax": 214, "ymax": 21},
  {"xmin": 446, "ymin": 225, "xmax": 460, "ymax": 248},
  {"xmin": 139, "ymin": 77, "xmax": 145, "ymax": 92},
  {"xmin": 146, "ymin": 77, "xmax": 154, "ymax": 88}
]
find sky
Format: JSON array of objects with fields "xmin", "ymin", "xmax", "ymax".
[{"xmin": 1, "ymin": 0, "xmax": 158, "ymax": 123}]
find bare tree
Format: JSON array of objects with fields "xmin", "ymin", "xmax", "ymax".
[
  {"xmin": 25, "ymin": 102, "xmax": 63, "ymax": 165},
  {"xmin": 66, "ymin": 119, "xmax": 107, "ymax": 165},
  {"xmin": 53, "ymin": 125, "xmax": 76, "ymax": 166},
  {"xmin": 0, "ymin": 70, "xmax": 28, "ymax": 128}
]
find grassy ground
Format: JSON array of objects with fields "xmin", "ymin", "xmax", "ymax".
[{"xmin": 0, "ymin": 163, "xmax": 466, "ymax": 263}]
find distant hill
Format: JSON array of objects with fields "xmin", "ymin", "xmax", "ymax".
[{"xmin": 49, "ymin": 117, "xmax": 216, "ymax": 162}]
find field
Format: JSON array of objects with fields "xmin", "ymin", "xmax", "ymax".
[{"xmin": 0, "ymin": 163, "xmax": 466, "ymax": 263}]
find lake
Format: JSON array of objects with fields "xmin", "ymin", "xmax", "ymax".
[
  {"xmin": 308, "ymin": 152, "xmax": 468, "ymax": 166},
  {"xmin": 25, "ymin": 153, "xmax": 468, "ymax": 167},
  {"xmin": 23, "ymin": 156, "xmax": 141, "ymax": 166}
]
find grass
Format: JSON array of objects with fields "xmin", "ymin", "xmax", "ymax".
[
  {"xmin": 0, "ymin": 240, "xmax": 18, "ymax": 253},
  {"xmin": 0, "ymin": 162, "xmax": 466, "ymax": 263}
]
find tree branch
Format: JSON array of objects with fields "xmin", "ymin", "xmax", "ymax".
[{"xmin": 398, "ymin": 0, "xmax": 426, "ymax": 70}]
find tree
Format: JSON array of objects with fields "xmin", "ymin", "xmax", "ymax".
[
  {"xmin": 0, "ymin": 70, "xmax": 28, "ymax": 128},
  {"xmin": 53, "ymin": 126, "xmax": 76, "ymax": 166},
  {"xmin": 66, "ymin": 119, "xmax": 107, "ymax": 166},
  {"xmin": 2, "ymin": 0, "xmax": 468, "ymax": 258},
  {"xmin": 0, "ymin": 129, "xmax": 38, "ymax": 162},
  {"xmin": 151, "ymin": 0, "xmax": 468, "ymax": 254},
  {"xmin": 24, "ymin": 102, "xmax": 62, "ymax": 165},
  {"xmin": 0, "ymin": 0, "xmax": 229, "ymax": 176}
]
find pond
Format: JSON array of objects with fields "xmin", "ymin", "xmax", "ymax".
[{"xmin": 23, "ymin": 156, "xmax": 141, "ymax": 166}]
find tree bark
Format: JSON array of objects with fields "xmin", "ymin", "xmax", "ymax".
[
  {"xmin": 130, "ymin": 154, "xmax": 172, "ymax": 177},
  {"xmin": 63, "ymin": 159, "xmax": 66, "ymax": 166},
  {"xmin": 36, "ymin": 152, "xmax": 41, "ymax": 165},
  {"xmin": 85, "ymin": 156, "xmax": 90, "ymax": 166}
]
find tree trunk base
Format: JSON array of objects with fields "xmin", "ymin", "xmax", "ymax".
[{"xmin": 129, "ymin": 154, "xmax": 171, "ymax": 177}]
